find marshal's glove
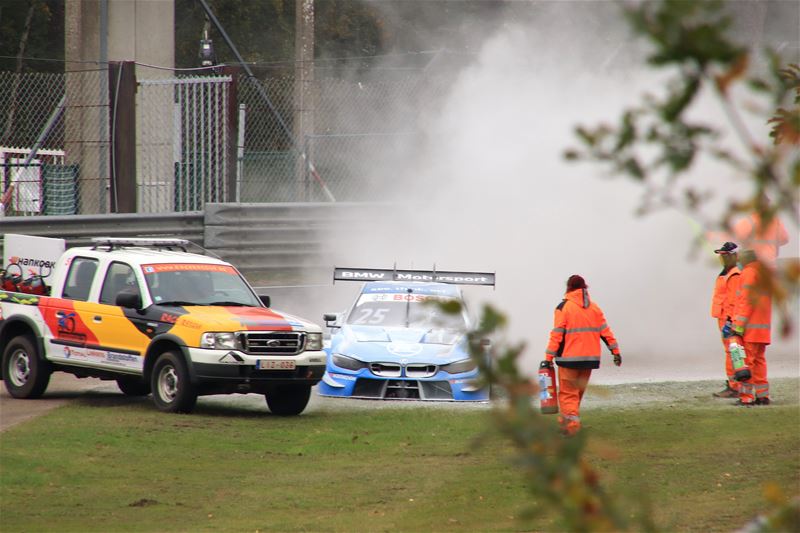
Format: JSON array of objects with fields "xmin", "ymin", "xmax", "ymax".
[
  {"xmin": 613, "ymin": 353, "xmax": 622, "ymax": 367},
  {"xmin": 721, "ymin": 319, "xmax": 734, "ymax": 338}
]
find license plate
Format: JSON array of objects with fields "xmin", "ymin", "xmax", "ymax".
[{"xmin": 256, "ymin": 359, "xmax": 296, "ymax": 370}]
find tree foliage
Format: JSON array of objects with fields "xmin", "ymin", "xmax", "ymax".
[{"xmin": 565, "ymin": 0, "xmax": 799, "ymax": 335}]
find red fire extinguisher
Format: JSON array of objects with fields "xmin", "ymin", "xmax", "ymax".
[{"xmin": 538, "ymin": 360, "xmax": 558, "ymax": 414}]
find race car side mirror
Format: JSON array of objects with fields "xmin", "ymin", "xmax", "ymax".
[{"xmin": 259, "ymin": 295, "xmax": 271, "ymax": 308}]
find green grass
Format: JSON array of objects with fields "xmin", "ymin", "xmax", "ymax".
[{"xmin": 1, "ymin": 384, "xmax": 798, "ymax": 533}]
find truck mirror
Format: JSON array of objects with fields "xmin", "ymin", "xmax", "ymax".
[
  {"xmin": 323, "ymin": 313, "xmax": 338, "ymax": 326},
  {"xmin": 116, "ymin": 291, "xmax": 142, "ymax": 310},
  {"xmin": 259, "ymin": 295, "xmax": 271, "ymax": 308}
]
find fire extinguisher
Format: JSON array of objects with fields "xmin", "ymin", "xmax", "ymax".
[
  {"xmin": 538, "ymin": 360, "xmax": 558, "ymax": 414},
  {"xmin": 19, "ymin": 275, "xmax": 49, "ymax": 296},
  {"xmin": 1, "ymin": 263, "xmax": 23, "ymax": 292},
  {"xmin": 728, "ymin": 339, "xmax": 751, "ymax": 382},
  {"xmin": 723, "ymin": 320, "xmax": 751, "ymax": 382}
]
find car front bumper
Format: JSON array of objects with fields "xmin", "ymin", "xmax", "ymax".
[{"xmin": 186, "ymin": 347, "xmax": 327, "ymax": 387}]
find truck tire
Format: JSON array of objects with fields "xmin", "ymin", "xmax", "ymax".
[
  {"xmin": 150, "ymin": 351, "xmax": 197, "ymax": 413},
  {"xmin": 2, "ymin": 335, "xmax": 51, "ymax": 399},
  {"xmin": 116, "ymin": 376, "xmax": 151, "ymax": 396},
  {"xmin": 265, "ymin": 384, "xmax": 311, "ymax": 416}
]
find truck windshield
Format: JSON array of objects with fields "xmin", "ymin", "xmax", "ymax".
[
  {"xmin": 347, "ymin": 294, "xmax": 466, "ymax": 330},
  {"xmin": 142, "ymin": 263, "xmax": 261, "ymax": 307}
]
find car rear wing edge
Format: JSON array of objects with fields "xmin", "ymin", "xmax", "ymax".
[{"xmin": 333, "ymin": 267, "xmax": 495, "ymax": 287}]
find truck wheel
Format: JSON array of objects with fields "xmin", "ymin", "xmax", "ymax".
[
  {"xmin": 150, "ymin": 351, "xmax": 197, "ymax": 413},
  {"xmin": 265, "ymin": 384, "xmax": 311, "ymax": 416},
  {"xmin": 116, "ymin": 376, "xmax": 151, "ymax": 396},
  {"xmin": 2, "ymin": 335, "xmax": 51, "ymax": 399}
]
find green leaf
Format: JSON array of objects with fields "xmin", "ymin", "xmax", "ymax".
[
  {"xmin": 622, "ymin": 157, "xmax": 645, "ymax": 180},
  {"xmin": 614, "ymin": 111, "xmax": 637, "ymax": 153},
  {"xmin": 660, "ymin": 75, "xmax": 700, "ymax": 122}
]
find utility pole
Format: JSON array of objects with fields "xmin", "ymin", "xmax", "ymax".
[{"xmin": 294, "ymin": 0, "xmax": 314, "ymax": 200}]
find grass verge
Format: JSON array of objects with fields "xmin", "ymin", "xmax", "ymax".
[{"xmin": 1, "ymin": 380, "xmax": 798, "ymax": 532}]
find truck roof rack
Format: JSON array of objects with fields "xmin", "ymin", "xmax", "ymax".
[{"xmin": 91, "ymin": 237, "xmax": 190, "ymax": 252}]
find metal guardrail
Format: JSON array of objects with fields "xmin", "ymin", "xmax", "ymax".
[
  {"xmin": 0, "ymin": 211, "xmax": 204, "ymax": 258},
  {"xmin": 0, "ymin": 203, "xmax": 394, "ymax": 273},
  {"xmin": 204, "ymin": 202, "xmax": 394, "ymax": 271}
]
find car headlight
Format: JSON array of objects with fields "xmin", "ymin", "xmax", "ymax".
[
  {"xmin": 332, "ymin": 353, "xmax": 367, "ymax": 371},
  {"xmin": 305, "ymin": 332, "xmax": 322, "ymax": 351},
  {"xmin": 200, "ymin": 332, "xmax": 238, "ymax": 350},
  {"xmin": 440, "ymin": 358, "xmax": 477, "ymax": 374}
]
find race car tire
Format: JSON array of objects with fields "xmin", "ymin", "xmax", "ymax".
[
  {"xmin": 151, "ymin": 351, "xmax": 197, "ymax": 413},
  {"xmin": 2, "ymin": 335, "xmax": 51, "ymax": 399},
  {"xmin": 116, "ymin": 376, "xmax": 151, "ymax": 396},
  {"xmin": 265, "ymin": 384, "xmax": 311, "ymax": 416}
]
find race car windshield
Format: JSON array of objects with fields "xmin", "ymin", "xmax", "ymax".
[
  {"xmin": 142, "ymin": 263, "xmax": 261, "ymax": 307},
  {"xmin": 347, "ymin": 295, "xmax": 466, "ymax": 330}
]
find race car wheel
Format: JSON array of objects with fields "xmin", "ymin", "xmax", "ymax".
[
  {"xmin": 265, "ymin": 384, "xmax": 311, "ymax": 416},
  {"xmin": 2, "ymin": 335, "xmax": 51, "ymax": 399},
  {"xmin": 116, "ymin": 376, "xmax": 151, "ymax": 396},
  {"xmin": 151, "ymin": 351, "xmax": 197, "ymax": 413}
]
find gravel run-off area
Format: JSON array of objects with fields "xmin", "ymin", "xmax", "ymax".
[{"xmin": 1, "ymin": 373, "xmax": 797, "ymax": 432}]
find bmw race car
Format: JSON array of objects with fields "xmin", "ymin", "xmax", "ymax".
[{"xmin": 317, "ymin": 267, "xmax": 495, "ymax": 401}]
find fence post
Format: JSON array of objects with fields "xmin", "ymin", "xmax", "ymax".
[
  {"xmin": 221, "ymin": 66, "xmax": 239, "ymax": 203},
  {"xmin": 108, "ymin": 61, "xmax": 136, "ymax": 213}
]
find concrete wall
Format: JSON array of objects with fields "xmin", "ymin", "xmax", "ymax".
[{"xmin": 64, "ymin": 0, "xmax": 175, "ymax": 214}]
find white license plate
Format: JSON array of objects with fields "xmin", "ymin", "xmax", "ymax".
[{"xmin": 257, "ymin": 360, "xmax": 296, "ymax": 370}]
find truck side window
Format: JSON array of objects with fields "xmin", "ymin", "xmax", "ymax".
[
  {"xmin": 99, "ymin": 262, "xmax": 138, "ymax": 305},
  {"xmin": 62, "ymin": 258, "xmax": 98, "ymax": 301}
]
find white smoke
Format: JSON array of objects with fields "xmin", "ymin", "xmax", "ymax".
[{"xmin": 300, "ymin": 2, "xmax": 800, "ymax": 384}]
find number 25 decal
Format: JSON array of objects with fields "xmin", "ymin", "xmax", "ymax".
[{"xmin": 354, "ymin": 308, "xmax": 388, "ymax": 324}]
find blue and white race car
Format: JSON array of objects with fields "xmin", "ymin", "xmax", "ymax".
[{"xmin": 318, "ymin": 267, "xmax": 495, "ymax": 401}]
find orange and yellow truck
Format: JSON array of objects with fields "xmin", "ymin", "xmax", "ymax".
[{"xmin": 0, "ymin": 237, "xmax": 325, "ymax": 415}]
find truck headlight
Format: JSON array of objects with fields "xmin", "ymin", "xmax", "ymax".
[
  {"xmin": 200, "ymin": 332, "xmax": 238, "ymax": 350},
  {"xmin": 332, "ymin": 353, "xmax": 367, "ymax": 371},
  {"xmin": 440, "ymin": 358, "xmax": 476, "ymax": 374},
  {"xmin": 305, "ymin": 332, "xmax": 322, "ymax": 351}
]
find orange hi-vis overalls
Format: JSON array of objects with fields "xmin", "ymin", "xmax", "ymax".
[
  {"xmin": 545, "ymin": 288, "xmax": 620, "ymax": 435},
  {"xmin": 711, "ymin": 266, "xmax": 742, "ymax": 390},
  {"xmin": 733, "ymin": 214, "xmax": 789, "ymax": 267},
  {"xmin": 733, "ymin": 261, "xmax": 772, "ymax": 403}
]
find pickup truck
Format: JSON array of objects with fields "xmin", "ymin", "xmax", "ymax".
[{"xmin": 0, "ymin": 237, "xmax": 325, "ymax": 415}]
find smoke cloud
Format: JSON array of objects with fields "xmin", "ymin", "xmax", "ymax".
[{"xmin": 281, "ymin": 1, "xmax": 799, "ymax": 384}]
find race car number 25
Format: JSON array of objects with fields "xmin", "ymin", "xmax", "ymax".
[{"xmin": 256, "ymin": 360, "xmax": 296, "ymax": 370}]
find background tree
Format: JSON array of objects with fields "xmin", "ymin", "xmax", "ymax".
[{"xmin": 0, "ymin": 0, "xmax": 63, "ymax": 73}]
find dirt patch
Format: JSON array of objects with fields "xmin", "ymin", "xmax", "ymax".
[{"xmin": 0, "ymin": 373, "xmax": 117, "ymax": 432}]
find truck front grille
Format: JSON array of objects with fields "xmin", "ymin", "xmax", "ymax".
[{"xmin": 239, "ymin": 332, "xmax": 305, "ymax": 355}]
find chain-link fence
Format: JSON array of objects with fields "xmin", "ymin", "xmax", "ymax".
[
  {"xmin": 1, "ymin": 67, "xmax": 447, "ymax": 215},
  {"xmin": 1, "ymin": 68, "xmax": 110, "ymax": 216},
  {"xmin": 238, "ymin": 74, "xmax": 447, "ymax": 203},
  {"xmin": 138, "ymin": 75, "xmax": 232, "ymax": 213}
]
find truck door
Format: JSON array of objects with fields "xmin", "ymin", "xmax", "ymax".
[
  {"xmin": 93, "ymin": 261, "xmax": 150, "ymax": 372},
  {"xmin": 43, "ymin": 256, "xmax": 100, "ymax": 364}
]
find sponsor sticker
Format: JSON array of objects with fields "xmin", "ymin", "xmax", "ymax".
[
  {"xmin": 357, "ymin": 293, "xmax": 455, "ymax": 304},
  {"xmin": 141, "ymin": 263, "xmax": 237, "ymax": 275}
]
